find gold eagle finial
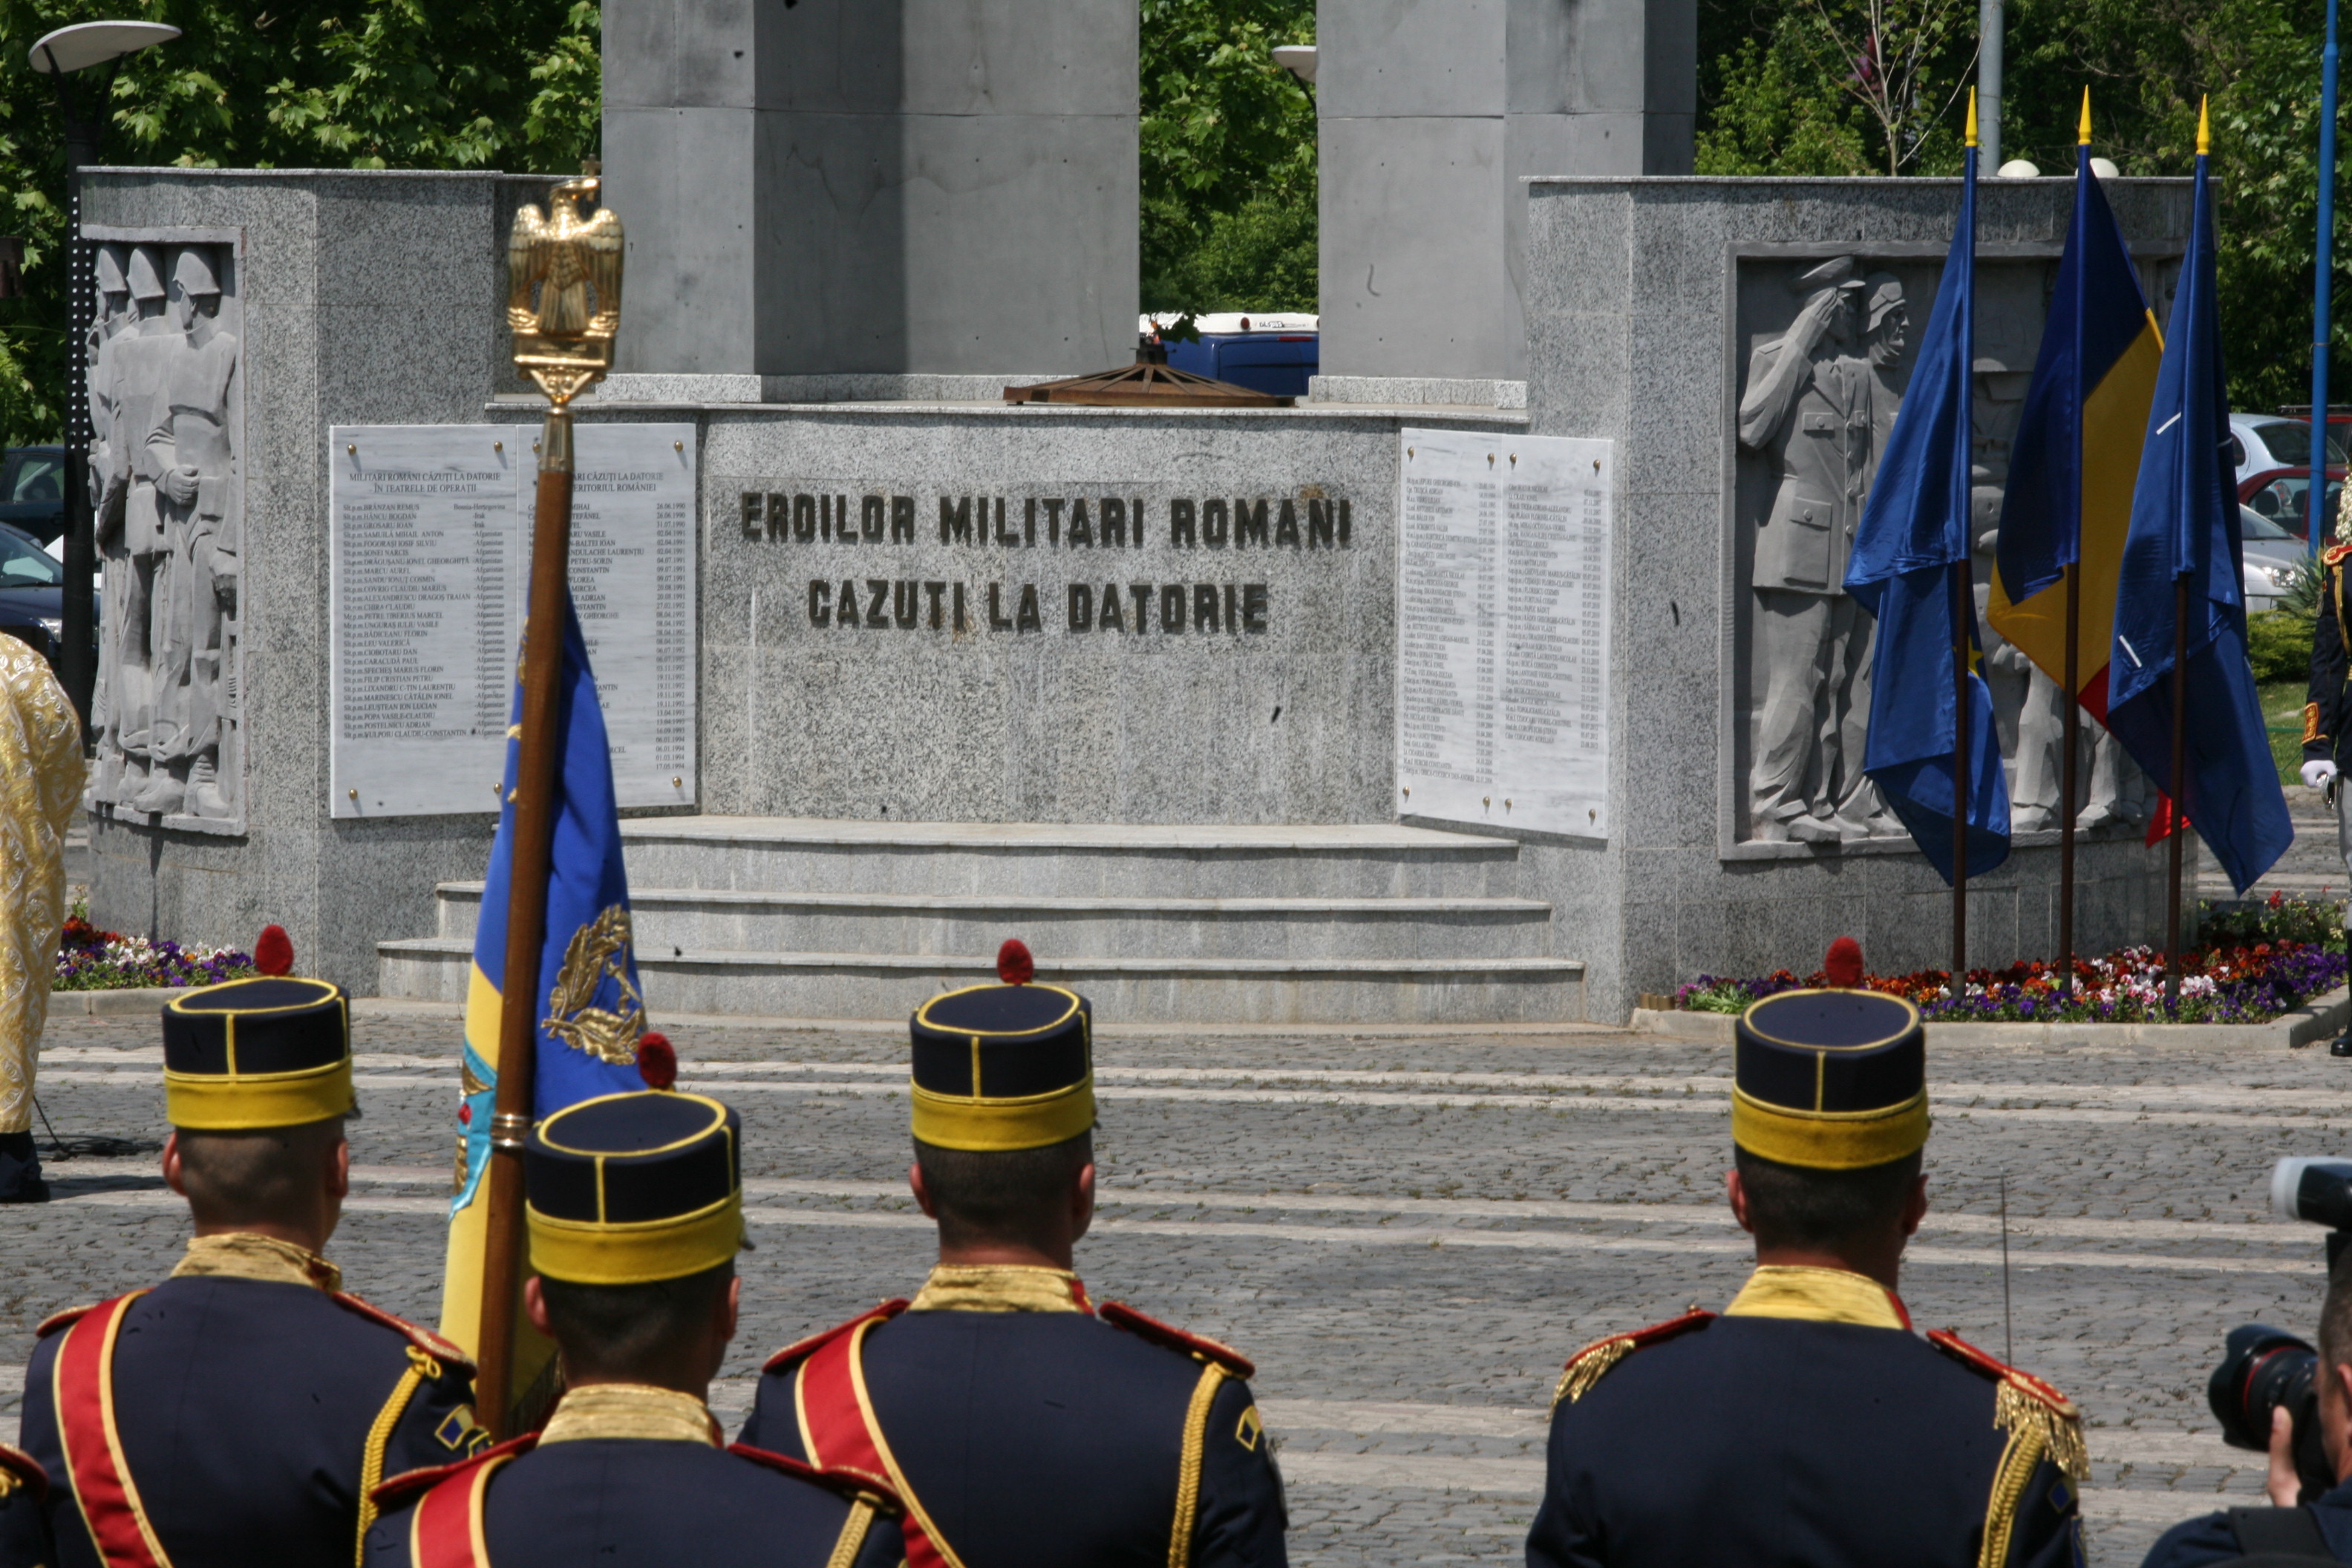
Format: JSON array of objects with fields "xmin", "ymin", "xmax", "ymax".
[{"xmin": 509, "ymin": 176, "xmax": 624, "ymax": 406}]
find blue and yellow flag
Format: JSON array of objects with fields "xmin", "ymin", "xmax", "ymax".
[
  {"xmin": 440, "ymin": 601, "xmax": 646, "ymax": 1381},
  {"xmin": 1844, "ymin": 101, "xmax": 2010, "ymax": 883},
  {"xmin": 2106, "ymin": 104, "xmax": 2292, "ymax": 895},
  {"xmin": 1990, "ymin": 92, "xmax": 2165, "ymax": 722}
]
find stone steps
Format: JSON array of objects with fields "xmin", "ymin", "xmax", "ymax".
[
  {"xmin": 425, "ymin": 883, "xmax": 1557, "ymax": 961},
  {"xmin": 374, "ymin": 816, "xmax": 1584, "ymax": 1024}
]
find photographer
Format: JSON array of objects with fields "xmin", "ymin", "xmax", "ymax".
[{"xmin": 2144, "ymin": 1252, "xmax": 2352, "ymax": 1566}]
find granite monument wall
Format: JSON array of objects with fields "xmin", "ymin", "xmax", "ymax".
[
  {"xmin": 1519, "ymin": 175, "xmax": 2195, "ymax": 1008},
  {"xmin": 79, "ymin": 169, "xmax": 546, "ymax": 991}
]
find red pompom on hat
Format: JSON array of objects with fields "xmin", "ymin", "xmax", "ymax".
[
  {"xmin": 1823, "ymin": 936, "xmax": 1865, "ymax": 989},
  {"xmin": 636, "ymin": 1032, "xmax": 678, "ymax": 1091},
  {"xmin": 996, "ymin": 938, "xmax": 1034, "ymax": 986},
  {"xmin": 253, "ymin": 925, "xmax": 295, "ymax": 977}
]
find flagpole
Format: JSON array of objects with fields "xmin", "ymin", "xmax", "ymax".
[
  {"xmin": 1954, "ymin": 556, "xmax": 1973, "ymax": 990},
  {"xmin": 2166, "ymin": 575, "xmax": 2188, "ymax": 1010},
  {"xmin": 2060, "ymin": 564, "xmax": 2079, "ymax": 994},
  {"xmin": 2312, "ymin": 0, "xmax": 2341, "ymax": 564},
  {"xmin": 475, "ymin": 175, "xmax": 622, "ymax": 1439}
]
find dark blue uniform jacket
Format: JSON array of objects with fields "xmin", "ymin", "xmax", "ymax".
[
  {"xmin": 1527, "ymin": 1310, "xmax": 2086, "ymax": 1568},
  {"xmin": 740, "ymin": 1298, "xmax": 1289, "ymax": 1568},
  {"xmin": 361, "ymin": 1436, "xmax": 902, "ymax": 1568},
  {"xmin": 15, "ymin": 1275, "xmax": 480, "ymax": 1568},
  {"xmin": 2138, "ymin": 1476, "xmax": 2352, "ymax": 1567}
]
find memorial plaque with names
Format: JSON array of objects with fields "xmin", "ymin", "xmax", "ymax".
[
  {"xmin": 329, "ymin": 422, "xmax": 698, "ymax": 817},
  {"xmin": 1394, "ymin": 430, "xmax": 1612, "ymax": 839}
]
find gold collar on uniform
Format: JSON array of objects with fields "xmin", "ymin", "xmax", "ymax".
[
  {"xmin": 1722, "ymin": 1264, "xmax": 1911, "ymax": 1330},
  {"xmin": 169, "ymin": 1232, "xmax": 342, "ymax": 1292},
  {"xmin": 909, "ymin": 1264, "xmax": 1091, "ymax": 1313},
  {"xmin": 538, "ymin": 1383, "xmax": 722, "ymax": 1447}
]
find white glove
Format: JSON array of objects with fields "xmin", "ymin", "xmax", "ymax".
[{"xmin": 2303, "ymin": 760, "xmax": 2338, "ymax": 791}]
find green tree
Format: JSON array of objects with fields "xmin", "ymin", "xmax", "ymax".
[
  {"xmin": 0, "ymin": 0, "xmax": 600, "ymax": 445},
  {"xmin": 1139, "ymin": 0, "xmax": 1316, "ymax": 316}
]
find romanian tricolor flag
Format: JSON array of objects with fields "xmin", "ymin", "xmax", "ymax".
[
  {"xmin": 440, "ymin": 601, "xmax": 647, "ymax": 1414},
  {"xmin": 1989, "ymin": 94, "xmax": 2163, "ymax": 722}
]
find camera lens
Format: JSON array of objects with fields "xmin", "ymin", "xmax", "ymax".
[
  {"xmin": 2271, "ymin": 1157, "xmax": 2352, "ymax": 1228},
  {"xmin": 2209, "ymin": 1323, "xmax": 2335, "ymax": 1500}
]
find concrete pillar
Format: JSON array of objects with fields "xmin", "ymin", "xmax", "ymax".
[
  {"xmin": 603, "ymin": 0, "xmax": 1139, "ymax": 384},
  {"xmin": 1317, "ymin": 0, "xmax": 1696, "ymax": 385}
]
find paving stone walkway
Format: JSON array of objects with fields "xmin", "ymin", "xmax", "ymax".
[{"xmin": 7, "ymin": 1007, "xmax": 2348, "ymax": 1566}]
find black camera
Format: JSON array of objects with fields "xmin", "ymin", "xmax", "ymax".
[{"xmin": 2207, "ymin": 1159, "xmax": 2352, "ymax": 1501}]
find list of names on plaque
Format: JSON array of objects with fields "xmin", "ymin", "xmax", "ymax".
[
  {"xmin": 330, "ymin": 422, "xmax": 699, "ymax": 817},
  {"xmin": 1394, "ymin": 431, "xmax": 1613, "ymax": 839}
]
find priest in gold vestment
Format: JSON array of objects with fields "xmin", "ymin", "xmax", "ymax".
[{"xmin": 0, "ymin": 635, "xmax": 85, "ymax": 1201}]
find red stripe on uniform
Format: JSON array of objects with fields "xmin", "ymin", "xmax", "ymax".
[
  {"xmin": 53, "ymin": 1294, "xmax": 166, "ymax": 1568},
  {"xmin": 800, "ymin": 1325, "xmax": 950, "ymax": 1568}
]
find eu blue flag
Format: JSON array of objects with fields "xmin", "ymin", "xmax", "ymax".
[
  {"xmin": 2106, "ymin": 110, "xmax": 2292, "ymax": 895},
  {"xmin": 440, "ymin": 600, "xmax": 647, "ymax": 1360},
  {"xmin": 1843, "ymin": 131, "xmax": 2011, "ymax": 882}
]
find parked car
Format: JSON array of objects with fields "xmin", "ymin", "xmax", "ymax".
[
  {"xmin": 2232, "ymin": 415, "xmax": 2347, "ymax": 492},
  {"xmin": 0, "ymin": 445, "xmax": 65, "ymax": 547},
  {"xmin": 0, "ymin": 519, "xmax": 65, "ymax": 667},
  {"xmin": 2240, "ymin": 464, "xmax": 2346, "ymax": 536},
  {"xmin": 1146, "ymin": 313, "xmax": 1319, "ymax": 398},
  {"xmin": 2241, "ymin": 505, "xmax": 2311, "ymax": 611}
]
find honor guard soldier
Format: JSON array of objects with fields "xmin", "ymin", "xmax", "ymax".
[
  {"xmin": 0, "ymin": 1443, "xmax": 49, "ymax": 1567},
  {"xmin": 739, "ymin": 947, "xmax": 1290, "ymax": 1568},
  {"xmin": 15, "ymin": 977, "xmax": 486, "ymax": 1568},
  {"xmin": 362, "ymin": 1089, "xmax": 903, "ymax": 1568},
  {"xmin": 1527, "ymin": 989, "xmax": 2088, "ymax": 1568},
  {"xmin": 2306, "ymin": 493, "xmax": 2352, "ymax": 1054}
]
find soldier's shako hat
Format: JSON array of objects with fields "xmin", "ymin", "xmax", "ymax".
[
  {"xmin": 526, "ymin": 1091, "xmax": 743, "ymax": 1286},
  {"xmin": 909, "ymin": 983, "xmax": 1095, "ymax": 1152},
  {"xmin": 1732, "ymin": 990, "xmax": 1927, "ymax": 1170},
  {"xmin": 163, "ymin": 977, "xmax": 353, "ymax": 1131}
]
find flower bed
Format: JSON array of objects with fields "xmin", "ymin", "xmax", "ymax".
[
  {"xmin": 1675, "ymin": 894, "xmax": 2348, "ymax": 1025},
  {"xmin": 54, "ymin": 912, "xmax": 255, "ymax": 992}
]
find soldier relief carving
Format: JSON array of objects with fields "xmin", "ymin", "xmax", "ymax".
[
  {"xmin": 1732, "ymin": 252, "xmax": 2152, "ymax": 848},
  {"xmin": 85, "ymin": 235, "xmax": 243, "ymax": 830}
]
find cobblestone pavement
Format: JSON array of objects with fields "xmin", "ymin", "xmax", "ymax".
[{"xmin": 9, "ymin": 1004, "xmax": 2351, "ymax": 1566}]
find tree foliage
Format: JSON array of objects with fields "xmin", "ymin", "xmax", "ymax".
[
  {"xmin": 0, "ymin": 0, "xmax": 599, "ymax": 445},
  {"xmin": 1139, "ymin": 0, "xmax": 1316, "ymax": 316},
  {"xmin": 1699, "ymin": 0, "xmax": 2352, "ymax": 412}
]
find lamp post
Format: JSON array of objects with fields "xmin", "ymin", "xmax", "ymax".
[
  {"xmin": 26, "ymin": 21, "xmax": 178, "ymax": 734},
  {"xmin": 2312, "ymin": 0, "xmax": 2340, "ymax": 562}
]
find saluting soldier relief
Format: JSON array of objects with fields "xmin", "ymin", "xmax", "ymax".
[
  {"xmin": 737, "ymin": 941, "xmax": 1290, "ymax": 1568},
  {"xmin": 1527, "ymin": 989, "xmax": 2088, "ymax": 1568}
]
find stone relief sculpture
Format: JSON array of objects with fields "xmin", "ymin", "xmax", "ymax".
[
  {"xmin": 1733, "ymin": 251, "xmax": 2151, "ymax": 849},
  {"xmin": 85, "ymin": 234, "xmax": 242, "ymax": 830},
  {"xmin": 1737, "ymin": 256, "xmax": 1907, "ymax": 843}
]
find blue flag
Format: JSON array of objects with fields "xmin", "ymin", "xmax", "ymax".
[
  {"xmin": 1844, "ymin": 135, "xmax": 2011, "ymax": 883},
  {"xmin": 2105, "ymin": 126, "xmax": 2292, "ymax": 895},
  {"xmin": 440, "ymin": 599, "xmax": 647, "ymax": 1359}
]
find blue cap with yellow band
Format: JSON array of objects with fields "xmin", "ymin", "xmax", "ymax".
[
  {"xmin": 1731, "ymin": 989, "xmax": 1928, "ymax": 1170},
  {"xmin": 909, "ymin": 981, "xmax": 1096, "ymax": 1152},
  {"xmin": 525, "ymin": 1091, "xmax": 745, "ymax": 1286},
  {"xmin": 163, "ymin": 977, "xmax": 354, "ymax": 1131}
]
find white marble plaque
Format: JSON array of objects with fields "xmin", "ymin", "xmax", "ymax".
[
  {"xmin": 1394, "ymin": 431, "xmax": 1611, "ymax": 839},
  {"xmin": 330, "ymin": 422, "xmax": 698, "ymax": 817}
]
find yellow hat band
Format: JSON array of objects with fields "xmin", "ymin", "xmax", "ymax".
[
  {"xmin": 164, "ymin": 1059, "xmax": 355, "ymax": 1131},
  {"xmin": 1731, "ymin": 1085, "xmax": 1930, "ymax": 1170},
  {"xmin": 527, "ymin": 1192, "xmax": 745, "ymax": 1286},
  {"xmin": 909, "ymin": 1077, "xmax": 1097, "ymax": 1152}
]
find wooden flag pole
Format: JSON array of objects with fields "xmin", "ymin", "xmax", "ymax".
[
  {"xmin": 1953, "ymin": 556, "xmax": 1972, "ymax": 996},
  {"xmin": 474, "ymin": 174, "xmax": 623, "ymax": 1440},
  {"xmin": 2059, "ymin": 564, "xmax": 2080, "ymax": 996},
  {"xmin": 2164, "ymin": 575, "xmax": 2189, "ymax": 1010}
]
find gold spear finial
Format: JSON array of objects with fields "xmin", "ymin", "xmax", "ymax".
[
  {"xmin": 2079, "ymin": 87, "xmax": 2092, "ymax": 147},
  {"xmin": 508, "ymin": 177, "xmax": 624, "ymax": 411},
  {"xmin": 1967, "ymin": 86, "xmax": 1979, "ymax": 149},
  {"xmin": 2197, "ymin": 95, "xmax": 2210, "ymax": 156}
]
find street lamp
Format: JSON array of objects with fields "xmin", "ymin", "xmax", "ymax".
[{"xmin": 27, "ymin": 19, "xmax": 177, "ymax": 735}]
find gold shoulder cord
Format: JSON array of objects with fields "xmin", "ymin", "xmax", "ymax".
[
  {"xmin": 355, "ymin": 1346, "xmax": 439, "ymax": 1564},
  {"xmin": 823, "ymin": 1496, "xmax": 878, "ymax": 1568},
  {"xmin": 1167, "ymin": 1362, "xmax": 1229, "ymax": 1568},
  {"xmin": 1974, "ymin": 1382, "xmax": 2088, "ymax": 1568}
]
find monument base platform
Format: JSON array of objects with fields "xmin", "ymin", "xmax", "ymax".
[{"xmin": 374, "ymin": 817, "xmax": 1587, "ymax": 1025}]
